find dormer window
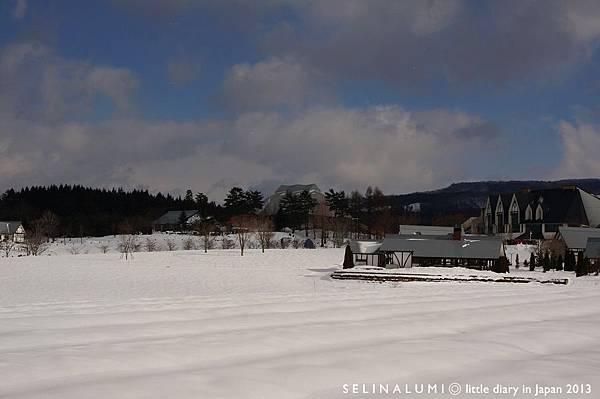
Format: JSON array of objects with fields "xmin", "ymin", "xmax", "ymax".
[
  {"xmin": 525, "ymin": 205, "xmax": 532, "ymax": 220},
  {"xmin": 535, "ymin": 204, "xmax": 543, "ymax": 220}
]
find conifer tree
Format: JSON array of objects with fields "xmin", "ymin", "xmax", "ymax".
[
  {"xmin": 324, "ymin": 189, "xmax": 348, "ymax": 217},
  {"xmin": 576, "ymin": 253, "xmax": 589, "ymax": 277},
  {"xmin": 343, "ymin": 244, "xmax": 354, "ymax": 269},
  {"xmin": 556, "ymin": 254, "xmax": 563, "ymax": 271},
  {"xmin": 543, "ymin": 252, "xmax": 550, "ymax": 272},
  {"xmin": 492, "ymin": 256, "xmax": 510, "ymax": 273},
  {"xmin": 529, "ymin": 252, "xmax": 536, "ymax": 271},
  {"xmin": 564, "ymin": 251, "xmax": 574, "ymax": 271}
]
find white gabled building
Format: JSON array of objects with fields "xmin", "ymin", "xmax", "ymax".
[
  {"xmin": 0, "ymin": 221, "xmax": 25, "ymax": 243},
  {"xmin": 483, "ymin": 186, "xmax": 600, "ymax": 239}
]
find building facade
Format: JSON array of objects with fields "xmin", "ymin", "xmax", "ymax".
[
  {"xmin": 0, "ymin": 221, "xmax": 25, "ymax": 243},
  {"xmin": 482, "ymin": 187, "xmax": 600, "ymax": 239}
]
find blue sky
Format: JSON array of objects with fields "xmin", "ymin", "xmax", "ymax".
[{"xmin": 1, "ymin": 0, "xmax": 600, "ymax": 200}]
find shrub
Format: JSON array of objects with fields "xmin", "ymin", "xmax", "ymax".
[
  {"xmin": 183, "ymin": 237, "xmax": 197, "ymax": 250},
  {"xmin": 529, "ymin": 252, "xmax": 536, "ymax": 271},
  {"xmin": 576, "ymin": 254, "xmax": 589, "ymax": 277},
  {"xmin": 343, "ymin": 245, "xmax": 354, "ymax": 269},
  {"xmin": 165, "ymin": 238, "xmax": 177, "ymax": 251},
  {"xmin": 492, "ymin": 256, "xmax": 510, "ymax": 273},
  {"xmin": 221, "ymin": 236, "xmax": 235, "ymax": 249}
]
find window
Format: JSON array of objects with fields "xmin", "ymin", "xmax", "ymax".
[
  {"xmin": 497, "ymin": 212, "xmax": 504, "ymax": 232},
  {"xmin": 510, "ymin": 212, "xmax": 519, "ymax": 232},
  {"xmin": 536, "ymin": 205, "xmax": 543, "ymax": 220},
  {"xmin": 544, "ymin": 224, "xmax": 559, "ymax": 233},
  {"xmin": 525, "ymin": 206, "xmax": 532, "ymax": 221}
]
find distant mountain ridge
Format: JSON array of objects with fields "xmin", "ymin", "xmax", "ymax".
[{"xmin": 388, "ymin": 178, "xmax": 600, "ymax": 219}]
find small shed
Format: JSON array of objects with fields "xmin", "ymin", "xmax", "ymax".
[
  {"xmin": 349, "ymin": 240, "xmax": 383, "ymax": 267},
  {"xmin": 153, "ymin": 210, "xmax": 200, "ymax": 232}
]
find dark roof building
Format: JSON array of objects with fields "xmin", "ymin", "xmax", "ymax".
[
  {"xmin": 381, "ymin": 234, "xmax": 503, "ymax": 261},
  {"xmin": 585, "ymin": 237, "xmax": 600, "ymax": 260},
  {"xmin": 153, "ymin": 210, "xmax": 200, "ymax": 231},
  {"xmin": 483, "ymin": 186, "xmax": 600, "ymax": 239},
  {"xmin": 557, "ymin": 226, "xmax": 600, "ymax": 251},
  {"xmin": 349, "ymin": 232, "xmax": 503, "ymax": 270}
]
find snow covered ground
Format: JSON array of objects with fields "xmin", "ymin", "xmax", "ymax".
[
  {"xmin": 36, "ymin": 231, "xmax": 315, "ymax": 256},
  {"xmin": 1, "ymin": 248, "xmax": 600, "ymax": 398}
]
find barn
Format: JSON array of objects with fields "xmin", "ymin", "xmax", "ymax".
[{"xmin": 349, "ymin": 231, "xmax": 504, "ymax": 270}]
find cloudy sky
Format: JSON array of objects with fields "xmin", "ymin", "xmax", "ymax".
[{"xmin": 2, "ymin": 0, "xmax": 600, "ymax": 200}]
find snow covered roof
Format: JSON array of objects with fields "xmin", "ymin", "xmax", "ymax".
[
  {"xmin": 274, "ymin": 184, "xmax": 321, "ymax": 195},
  {"xmin": 0, "ymin": 221, "xmax": 22, "ymax": 234},
  {"xmin": 349, "ymin": 240, "xmax": 382, "ymax": 254},
  {"xmin": 578, "ymin": 188, "xmax": 600, "ymax": 227},
  {"xmin": 585, "ymin": 238, "xmax": 600, "ymax": 259},
  {"xmin": 559, "ymin": 226, "xmax": 600, "ymax": 250},
  {"xmin": 380, "ymin": 236, "xmax": 503, "ymax": 260},
  {"xmin": 398, "ymin": 225, "xmax": 455, "ymax": 236},
  {"xmin": 154, "ymin": 210, "xmax": 199, "ymax": 225}
]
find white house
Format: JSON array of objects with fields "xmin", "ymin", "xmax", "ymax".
[{"xmin": 0, "ymin": 221, "xmax": 25, "ymax": 243}]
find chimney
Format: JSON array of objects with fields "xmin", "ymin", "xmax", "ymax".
[{"xmin": 452, "ymin": 225, "xmax": 462, "ymax": 241}]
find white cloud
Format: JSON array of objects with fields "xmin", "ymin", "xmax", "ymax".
[
  {"xmin": 85, "ymin": 67, "xmax": 139, "ymax": 111},
  {"xmin": 0, "ymin": 42, "xmax": 138, "ymax": 121},
  {"xmin": 565, "ymin": 0, "xmax": 600, "ymax": 42},
  {"xmin": 557, "ymin": 120, "xmax": 600, "ymax": 178},
  {"xmin": 219, "ymin": 57, "xmax": 328, "ymax": 110},
  {"xmin": 0, "ymin": 95, "xmax": 501, "ymax": 199},
  {"xmin": 226, "ymin": 105, "xmax": 496, "ymax": 193},
  {"xmin": 304, "ymin": 0, "xmax": 462, "ymax": 36}
]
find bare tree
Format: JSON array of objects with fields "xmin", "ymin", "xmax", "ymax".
[
  {"xmin": 330, "ymin": 216, "xmax": 349, "ymax": 248},
  {"xmin": 39, "ymin": 211, "xmax": 60, "ymax": 242},
  {"xmin": 256, "ymin": 216, "xmax": 274, "ymax": 253},
  {"xmin": 312, "ymin": 201, "xmax": 330, "ymax": 247},
  {"xmin": 183, "ymin": 237, "xmax": 197, "ymax": 250},
  {"xmin": 165, "ymin": 238, "xmax": 177, "ymax": 251},
  {"xmin": 230, "ymin": 214, "xmax": 256, "ymax": 256},
  {"xmin": 98, "ymin": 244, "xmax": 110, "ymax": 254},
  {"xmin": 0, "ymin": 239, "xmax": 16, "ymax": 257},
  {"xmin": 194, "ymin": 220, "xmax": 215, "ymax": 253},
  {"xmin": 221, "ymin": 236, "xmax": 235, "ymax": 249},
  {"xmin": 373, "ymin": 210, "xmax": 395, "ymax": 240},
  {"xmin": 118, "ymin": 234, "xmax": 138, "ymax": 260},
  {"xmin": 69, "ymin": 244, "xmax": 82, "ymax": 255},
  {"xmin": 24, "ymin": 220, "xmax": 49, "ymax": 256},
  {"xmin": 144, "ymin": 237, "xmax": 158, "ymax": 252}
]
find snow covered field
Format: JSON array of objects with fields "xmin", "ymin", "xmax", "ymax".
[{"xmin": 1, "ymin": 248, "xmax": 600, "ymax": 398}]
